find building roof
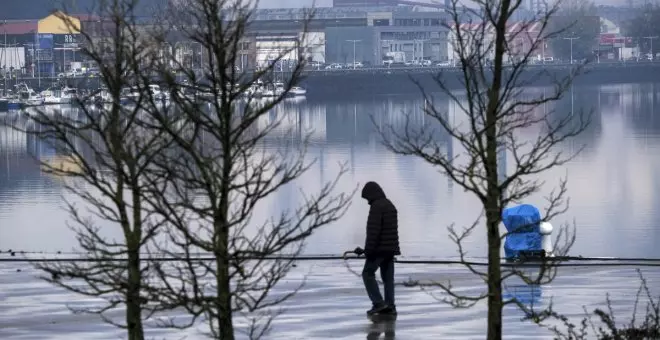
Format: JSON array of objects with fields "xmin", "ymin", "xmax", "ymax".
[{"xmin": 0, "ymin": 20, "xmax": 38, "ymax": 35}]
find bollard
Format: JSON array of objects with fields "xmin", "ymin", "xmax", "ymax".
[{"xmin": 539, "ymin": 222, "xmax": 554, "ymax": 257}]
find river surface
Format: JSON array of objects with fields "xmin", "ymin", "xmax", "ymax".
[
  {"xmin": 0, "ymin": 83, "xmax": 659, "ymax": 339},
  {"xmin": 2, "ymin": 82, "xmax": 660, "ymax": 258}
]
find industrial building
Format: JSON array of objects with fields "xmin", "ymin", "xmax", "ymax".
[
  {"xmin": 1, "ymin": 3, "xmax": 566, "ymax": 73},
  {"xmin": 250, "ymin": 7, "xmax": 451, "ymax": 66},
  {"xmin": 332, "ymin": 0, "xmax": 450, "ymax": 11},
  {"xmin": 1, "ymin": 12, "xmax": 90, "ymax": 77}
]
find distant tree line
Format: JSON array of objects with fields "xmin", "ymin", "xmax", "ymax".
[
  {"xmin": 623, "ymin": 4, "xmax": 660, "ymax": 55},
  {"xmin": 547, "ymin": 2, "xmax": 601, "ymax": 61}
]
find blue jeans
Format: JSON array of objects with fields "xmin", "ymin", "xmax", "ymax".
[{"xmin": 362, "ymin": 256, "xmax": 395, "ymax": 307}]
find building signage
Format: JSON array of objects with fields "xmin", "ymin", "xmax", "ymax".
[
  {"xmin": 53, "ymin": 34, "xmax": 79, "ymax": 45},
  {"xmin": 37, "ymin": 34, "xmax": 54, "ymax": 49}
]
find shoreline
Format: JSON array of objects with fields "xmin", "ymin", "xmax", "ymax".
[
  {"xmin": 300, "ymin": 62, "xmax": 660, "ymax": 97},
  {"xmin": 4, "ymin": 62, "xmax": 660, "ymax": 99}
]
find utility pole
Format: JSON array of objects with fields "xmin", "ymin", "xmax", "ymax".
[
  {"xmin": 3, "ymin": 20, "xmax": 7, "ymax": 94},
  {"xmin": 643, "ymin": 36, "xmax": 659, "ymax": 60},
  {"xmin": 563, "ymin": 37, "xmax": 579, "ymax": 64},
  {"xmin": 346, "ymin": 39, "xmax": 361, "ymax": 69}
]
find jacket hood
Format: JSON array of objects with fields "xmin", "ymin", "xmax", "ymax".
[{"xmin": 361, "ymin": 181, "xmax": 386, "ymax": 203}]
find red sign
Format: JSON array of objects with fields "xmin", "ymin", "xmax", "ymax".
[{"xmin": 600, "ymin": 34, "xmax": 633, "ymax": 45}]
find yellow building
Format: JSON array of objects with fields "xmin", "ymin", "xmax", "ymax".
[
  {"xmin": 37, "ymin": 11, "xmax": 82, "ymax": 35},
  {"xmin": 1, "ymin": 11, "xmax": 96, "ymax": 76}
]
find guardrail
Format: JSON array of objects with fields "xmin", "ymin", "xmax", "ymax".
[{"xmin": 2, "ymin": 251, "xmax": 660, "ymax": 267}]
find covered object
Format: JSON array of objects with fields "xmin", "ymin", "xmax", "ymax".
[{"xmin": 502, "ymin": 204, "xmax": 542, "ymax": 259}]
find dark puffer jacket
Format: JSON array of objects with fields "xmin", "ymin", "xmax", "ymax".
[{"xmin": 362, "ymin": 181, "xmax": 400, "ymax": 256}]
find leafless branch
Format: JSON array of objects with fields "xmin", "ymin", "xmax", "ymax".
[
  {"xmin": 135, "ymin": 1, "xmax": 354, "ymax": 339},
  {"xmin": 4, "ymin": 1, "xmax": 185, "ymax": 338},
  {"xmin": 372, "ymin": 0, "xmax": 591, "ymax": 338}
]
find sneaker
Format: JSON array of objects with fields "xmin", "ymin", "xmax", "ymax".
[
  {"xmin": 376, "ymin": 305, "xmax": 396, "ymax": 315},
  {"xmin": 366, "ymin": 303, "xmax": 389, "ymax": 315},
  {"xmin": 384, "ymin": 305, "xmax": 397, "ymax": 315}
]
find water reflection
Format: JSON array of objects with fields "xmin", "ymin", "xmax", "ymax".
[
  {"xmin": 503, "ymin": 284, "xmax": 543, "ymax": 307},
  {"xmin": 1, "ymin": 83, "xmax": 659, "ymax": 258},
  {"xmin": 366, "ymin": 320, "xmax": 396, "ymax": 340}
]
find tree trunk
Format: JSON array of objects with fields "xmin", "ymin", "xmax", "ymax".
[
  {"xmin": 486, "ymin": 214, "xmax": 503, "ymax": 340},
  {"xmin": 126, "ymin": 247, "xmax": 145, "ymax": 340},
  {"xmin": 485, "ymin": 4, "xmax": 507, "ymax": 338},
  {"xmin": 215, "ymin": 202, "xmax": 234, "ymax": 340},
  {"xmin": 215, "ymin": 242, "xmax": 235, "ymax": 340}
]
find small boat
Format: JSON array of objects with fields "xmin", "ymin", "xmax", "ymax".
[
  {"xmin": 0, "ymin": 97, "xmax": 8, "ymax": 112},
  {"xmin": 273, "ymin": 82, "xmax": 285, "ymax": 97},
  {"xmin": 289, "ymin": 86, "xmax": 307, "ymax": 96},
  {"xmin": 148, "ymin": 84, "xmax": 169, "ymax": 102},
  {"xmin": 246, "ymin": 81, "xmax": 265, "ymax": 98},
  {"xmin": 1, "ymin": 90, "xmax": 22, "ymax": 110},
  {"xmin": 7, "ymin": 97, "xmax": 22, "ymax": 110},
  {"xmin": 260, "ymin": 82, "xmax": 285, "ymax": 97},
  {"xmin": 93, "ymin": 88, "xmax": 113, "ymax": 105},
  {"xmin": 16, "ymin": 83, "xmax": 44, "ymax": 106},
  {"xmin": 60, "ymin": 86, "xmax": 79, "ymax": 104},
  {"xmin": 41, "ymin": 88, "xmax": 63, "ymax": 104}
]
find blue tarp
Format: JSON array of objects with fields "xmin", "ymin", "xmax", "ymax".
[{"xmin": 502, "ymin": 204, "xmax": 542, "ymax": 259}]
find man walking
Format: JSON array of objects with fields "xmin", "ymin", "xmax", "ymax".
[{"xmin": 354, "ymin": 181, "xmax": 400, "ymax": 316}]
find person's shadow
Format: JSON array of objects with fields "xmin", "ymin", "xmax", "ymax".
[{"xmin": 366, "ymin": 319, "xmax": 396, "ymax": 340}]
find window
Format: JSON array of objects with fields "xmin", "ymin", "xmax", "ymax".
[{"xmin": 373, "ymin": 19, "xmax": 389, "ymax": 26}]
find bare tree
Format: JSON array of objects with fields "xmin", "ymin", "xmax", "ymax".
[
  {"xmin": 140, "ymin": 1, "xmax": 354, "ymax": 339},
  {"xmin": 8, "ymin": 1, "xmax": 176, "ymax": 339},
  {"xmin": 374, "ymin": 1, "xmax": 590, "ymax": 339},
  {"xmin": 534, "ymin": 269, "xmax": 660, "ymax": 340}
]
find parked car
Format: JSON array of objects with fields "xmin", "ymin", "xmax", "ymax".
[
  {"xmin": 57, "ymin": 70, "xmax": 83, "ymax": 78},
  {"xmin": 324, "ymin": 63, "xmax": 343, "ymax": 70}
]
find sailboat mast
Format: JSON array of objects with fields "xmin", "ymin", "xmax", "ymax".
[{"xmin": 2, "ymin": 20, "xmax": 5, "ymax": 95}]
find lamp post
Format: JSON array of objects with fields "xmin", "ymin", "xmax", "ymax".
[
  {"xmin": 414, "ymin": 38, "xmax": 430, "ymax": 64},
  {"xmin": 563, "ymin": 37, "xmax": 579, "ymax": 64},
  {"xmin": 542, "ymin": 38, "xmax": 545, "ymax": 64},
  {"xmin": 346, "ymin": 39, "xmax": 361, "ymax": 69},
  {"xmin": 643, "ymin": 36, "xmax": 658, "ymax": 61}
]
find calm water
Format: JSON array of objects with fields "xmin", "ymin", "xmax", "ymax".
[
  {"xmin": 1, "ymin": 83, "xmax": 660, "ymax": 259},
  {"xmin": 1, "ymin": 83, "xmax": 660, "ymax": 339}
]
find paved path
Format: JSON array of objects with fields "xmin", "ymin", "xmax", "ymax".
[{"xmin": 1, "ymin": 255, "xmax": 658, "ymax": 339}]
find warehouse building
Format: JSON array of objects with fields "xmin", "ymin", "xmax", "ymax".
[
  {"xmin": 251, "ymin": 7, "xmax": 450, "ymax": 66},
  {"xmin": 1, "ymin": 12, "xmax": 90, "ymax": 77},
  {"xmin": 2, "ymin": 5, "xmax": 450, "ymax": 72}
]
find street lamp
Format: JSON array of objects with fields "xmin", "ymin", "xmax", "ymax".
[
  {"xmin": 563, "ymin": 37, "xmax": 579, "ymax": 64},
  {"xmin": 643, "ymin": 36, "xmax": 658, "ymax": 61},
  {"xmin": 542, "ymin": 38, "xmax": 546, "ymax": 64},
  {"xmin": 346, "ymin": 39, "xmax": 361, "ymax": 69},
  {"xmin": 414, "ymin": 38, "xmax": 430, "ymax": 64}
]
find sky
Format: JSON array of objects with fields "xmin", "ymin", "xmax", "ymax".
[
  {"xmin": 0, "ymin": 0, "xmax": 638, "ymax": 21},
  {"xmin": 258, "ymin": 0, "xmax": 633, "ymax": 8},
  {"xmin": 259, "ymin": 0, "xmax": 332, "ymax": 7}
]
